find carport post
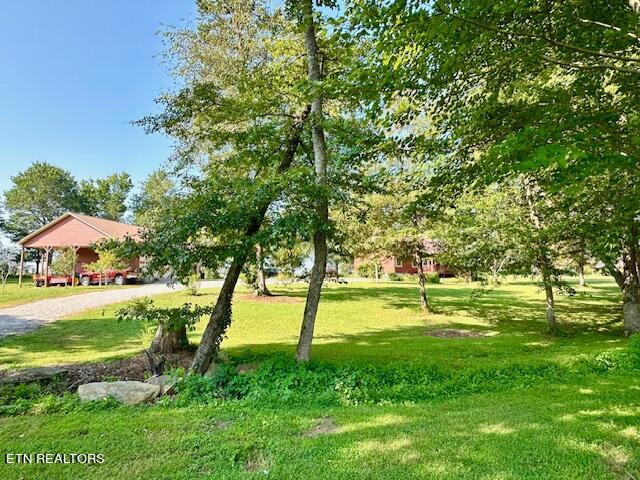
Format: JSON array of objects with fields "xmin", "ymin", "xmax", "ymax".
[
  {"xmin": 18, "ymin": 246, "xmax": 24, "ymax": 288},
  {"xmin": 43, "ymin": 246, "xmax": 52, "ymax": 288},
  {"xmin": 72, "ymin": 246, "xmax": 79, "ymax": 287}
]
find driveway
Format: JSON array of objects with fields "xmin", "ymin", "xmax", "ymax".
[{"xmin": 0, "ymin": 280, "xmax": 224, "ymax": 339}]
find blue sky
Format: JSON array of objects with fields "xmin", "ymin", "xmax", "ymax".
[{"xmin": 0, "ymin": 0, "xmax": 197, "ymax": 194}]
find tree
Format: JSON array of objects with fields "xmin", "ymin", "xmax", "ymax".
[
  {"xmin": 0, "ymin": 244, "xmax": 19, "ymax": 294},
  {"xmin": 116, "ymin": 297, "xmax": 213, "ymax": 354},
  {"xmin": 348, "ymin": 0, "xmax": 640, "ymax": 333},
  {"xmin": 133, "ymin": 0, "xmax": 312, "ymax": 374},
  {"xmin": 51, "ymin": 247, "xmax": 77, "ymax": 287},
  {"xmin": 295, "ymin": 0, "xmax": 331, "ymax": 363},
  {"xmin": 2, "ymin": 162, "xmax": 81, "ymax": 240},
  {"xmin": 83, "ymin": 248, "xmax": 126, "ymax": 286},
  {"xmin": 79, "ymin": 173, "xmax": 133, "ymax": 221},
  {"xmin": 131, "ymin": 170, "xmax": 175, "ymax": 228},
  {"xmin": 433, "ymin": 185, "xmax": 524, "ymax": 284}
]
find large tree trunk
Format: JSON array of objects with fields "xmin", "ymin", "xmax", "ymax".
[
  {"xmin": 190, "ymin": 258, "xmax": 244, "ymax": 373},
  {"xmin": 150, "ymin": 324, "xmax": 189, "ymax": 354},
  {"xmin": 255, "ymin": 243, "xmax": 272, "ymax": 296},
  {"xmin": 190, "ymin": 106, "xmax": 310, "ymax": 375},
  {"xmin": 622, "ymin": 224, "xmax": 640, "ymax": 334},
  {"xmin": 296, "ymin": 0, "xmax": 329, "ymax": 363}
]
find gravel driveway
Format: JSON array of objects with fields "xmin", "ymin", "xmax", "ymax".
[{"xmin": 0, "ymin": 280, "xmax": 223, "ymax": 339}]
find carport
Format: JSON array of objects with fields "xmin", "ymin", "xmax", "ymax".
[{"xmin": 18, "ymin": 212, "xmax": 141, "ymax": 287}]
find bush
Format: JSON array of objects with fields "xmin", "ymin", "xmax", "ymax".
[
  {"xmin": 356, "ymin": 262, "xmax": 377, "ymax": 278},
  {"xmin": 425, "ymin": 272, "xmax": 440, "ymax": 284},
  {"xmin": 387, "ymin": 273, "xmax": 402, "ymax": 281}
]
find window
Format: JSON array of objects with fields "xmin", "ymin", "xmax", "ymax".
[
  {"xmin": 395, "ymin": 258, "xmax": 403, "ymax": 268},
  {"xmin": 411, "ymin": 259, "xmax": 419, "ymax": 268}
]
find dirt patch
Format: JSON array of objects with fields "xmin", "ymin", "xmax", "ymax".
[
  {"xmin": 68, "ymin": 351, "xmax": 194, "ymax": 389},
  {"xmin": 424, "ymin": 328, "xmax": 486, "ymax": 338},
  {"xmin": 215, "ymin": 419, "xmax": 233, "ymax": 430},
  {"xmin": 238, "ymin": 294, "xmax": 302, "ymax": 304},
  {"xmin": 243, "ymin": 449, "xmax": 271, "ymax": 473},
  {"xmin": 0, "ymin": 351, "xmax": 195, "ymax": 392},
  {"xmin": 305, "ymin": 416, "xmax": 338, "ymax": 437}
]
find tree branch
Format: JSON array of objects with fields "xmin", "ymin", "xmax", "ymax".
[{"xmin": 434, "ymin": 2, "xmax": 640, "ymax": 65}]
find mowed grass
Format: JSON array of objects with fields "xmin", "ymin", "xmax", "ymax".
[
  {"xmin": 0, "ymin": 276, "xmax": 626, "ymax": 371},
  {"xmin": 0, "ymin": 373, "xmax": 638, "ymax": 479},
  {"xmin": 0, "ymin": 277, "xmax": 130, "ymax": 309},
  {"xmin": 1, "ymin": 276, "xmax": 638, "ymax": 480}
]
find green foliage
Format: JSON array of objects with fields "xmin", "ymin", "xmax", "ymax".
[
  {"xmin": 2, "ymin": 162, "xmax": 82, "ymax": 240},
  {"xmin": 78, "ymin": 173, "xmax": 133, "ymax": 222},
  {"xmin": 115, "ymin": 297, "xmax": 214, "ymax": 335},
  {"xmin": 51, "ymin": 247, "xmax": 76, "ymax": 277},
  {"xmin": 169, "ymin": 347, "xmax": 637, "ymax": 408},
  {"xmin": 131, "ymin": 169, "xmax": 175, "ymax": 228},
  {"xmin": 184, "ymin": 274, "xmax": 201, "ymax": 296},
  {"xmin": 424, "ymin": 272, "xmax": 440, "ymax": 284},
  {"xmin": 83, "ymin": 247, "xmax": 127, "ymax": 281},
  {"xmin": 355, "ymin": 261, "xmax": 376, "ymax": 278}
]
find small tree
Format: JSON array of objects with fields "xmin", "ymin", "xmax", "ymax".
[
  {"xmin": 83, "ymin": 248, "xmax": 127, "ymax": 286},
  {"xmin": 0, "ymin": 245, "xmax": 18, "ymax": 294},
  {"xmin": 116, "ymin": 297, "xmax": 214, "ymax": 354},
  {"xmin": 51, "ymin": 247, "xmax": 77, "ymax": 287}
]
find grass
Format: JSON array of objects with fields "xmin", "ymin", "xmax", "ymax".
[
  {"xmin": 0, "ymin": 276, "xmax": 131, "ymax": 309},
  {"xmin": 0, "ymin": 275, "xmax": 638, "ymax": 479},
  {"xmin": 0, "ymin": 276, "xmax": 625, "ymax": 371},
  {"xmin": 0, "ymin": 373, "xmax": 638, "ymax": 479}
]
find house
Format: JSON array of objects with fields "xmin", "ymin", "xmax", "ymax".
[
  {"xmin": 353, "ymin": 239, "xmax": 455, "ymax": 277},
  {"xmin": 17, "ymin": 212, "xmax": 142, "ymax": 286}
]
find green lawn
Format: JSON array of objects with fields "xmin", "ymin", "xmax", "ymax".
[
  {"xmin": 1, "ymin": 276, "xmax": 638, "ymax": 479},
  {"xmin": 0, "ymin": 276, "xmax": 625, "ymax": 371},
  {"xmin": 0, "ymin": 277, "xmax": 130, "ymax": 309}
]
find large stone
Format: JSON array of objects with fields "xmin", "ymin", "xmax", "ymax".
[
  {"xmin": 2, "ymin": 367, "xmax": 69, "ymax": 385},
  {"xmin": 78, "ymin": 381, "xmax": 160, "ymax": 405},
  {"xmin": 145, "ymin": 375, "xmax": 176, "ymax": 396}
]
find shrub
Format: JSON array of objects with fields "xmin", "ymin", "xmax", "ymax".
[
  {"xmin": 116, "ymin": 297, "xmax": 213, "ymax": 353},
  {"xmin": 356, "ymin": 262, "xmax": 377, "ymax": 278},
  {"xmin": 387, "ymin": 273, "xmax": 402, "ymax": 281},
  {"xmin": 425, "ymin": 272, "xmax": 440, "ymax": 284}
]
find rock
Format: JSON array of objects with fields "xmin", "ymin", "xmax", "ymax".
[
  {"xmin": 2, "ymin": 367, "xmax": 69, "ymax": 385},
  {"xmin": 77, "ymin": 381, "xmax": 160, "ymax": 405},
  {"xmin": 145, "ymin": 375, "xmax": 175, "ymax": 396}
]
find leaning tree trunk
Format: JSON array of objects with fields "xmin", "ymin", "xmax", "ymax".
[
  {"xmin": 189, "ymin": 106, "xmax": 310, "ymax": 375},
  {"xmin": 255, "ymin": 243, "xmax": 272, "ymax": 297},
  {"xmin": 296, "ymin": 0, "xmax": 329, "ymax": 363},
  {"xmin": 150, "ymin": 324, "xmax": 189, "ymax": 354}
]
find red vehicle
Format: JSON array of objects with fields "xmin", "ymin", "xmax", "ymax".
[
  {"xmin": 79, "ymin": 268, "xmax": 139, "ymax": 286},
  {"xmin": 33, "ymin": 274, "xmax": 75, "ymax": 287}
]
